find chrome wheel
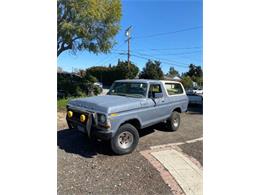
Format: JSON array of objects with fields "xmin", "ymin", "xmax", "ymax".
[
  {"xmin": 117, "ymin": 131, "xmax": 134, "ymax": 149},
  {"xmin": 173, "ymin": 117, "xmax": 179, "ymax": 127}
]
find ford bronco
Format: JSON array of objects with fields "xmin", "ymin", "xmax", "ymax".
[{"xmin": 66, "ymin": 79, "xmax": 188, "ymax": 155}]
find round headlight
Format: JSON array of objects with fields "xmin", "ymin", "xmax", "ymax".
[
  {"xmin": 80, "ymin": 114, "xmax": 86, "ymax": 122},
  {"xmin": 67, "ymin": 111, "xmax": 73, "ymax": 118},
  {"xmin": 99, "ymin": 114, "xmax": 106, "ymax": 123}
]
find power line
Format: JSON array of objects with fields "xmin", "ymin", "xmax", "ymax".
[
  {"xmin": 151, "ymin": 46, "xmax": 202, "ymax": 51},
  {"xmin": 172, "ymin": 54, "xmax": 202, "ymax": 64},
  {"xmin": 100, "ymin": 53, "xmax": 121, "ymax": 65},
  {"xmin": 113, "ymin": 46, "xmax": 202, "ymax": 54},
  {"xmin": 131, "ymin": 54, "xmax": 188, "ymax": 69},
  {"xmin": 131, "ymin": 51, "xmax": 190, "ymax": 66},
  {"xmin": 132, "ymin": 26, "xmax": 202, "ymax": 39},
  {"xmin": 129, "ymin": 53, "xmax": 189, "ymax": 68},
  {"xmin": 94, "ymin": 40, "xmax": 126, "ymax": 65},
  {"xmin": 132, "ymin": 50, "xmax": 202, "ymax": 56}
]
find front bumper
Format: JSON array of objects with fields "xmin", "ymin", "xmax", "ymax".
[
  {"xmin": 66, "ymin": 115, "xmax": 112, "ymax": 140},
  {"xmin": 91, "ymin": 127, "xmax": 112, "ymax": 140}
]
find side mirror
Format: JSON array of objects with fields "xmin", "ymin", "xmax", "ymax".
[{"xmin": 154, "ymin": 92, "xmax": 163, "ymax": 98}]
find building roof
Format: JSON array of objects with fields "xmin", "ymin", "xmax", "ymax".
[{"xmin": 173, "ymin": 76, "xmax": 182, "ymax": 81}]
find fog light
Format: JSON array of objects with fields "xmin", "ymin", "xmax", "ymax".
[
  {"xmin": 80, "ymin": 114, "xmax": 86, "ymax": 122},
  {"xmin": 67, "ymin": 111, "xmax": 73, "ymax": 118}
]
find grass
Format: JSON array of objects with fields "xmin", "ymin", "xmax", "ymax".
[
  {"xmin": 57, "ymin": 96, "xmax": 87, "ymax": 112},
  {"xmin": 57, "ymin": 98, "xmax": 71, "ymax": 112}
]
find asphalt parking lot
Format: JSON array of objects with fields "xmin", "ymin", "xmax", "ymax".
[{"xmin": 57, "ymin": 104, "xmax": 203, "ymax": 194}]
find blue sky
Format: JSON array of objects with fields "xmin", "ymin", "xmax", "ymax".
[{"xmin": 58, "ymin": 0, "xmax": 202, "ymax": 74}]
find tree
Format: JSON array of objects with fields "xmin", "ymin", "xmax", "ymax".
[
  {"xmin": 193, "ymin": 76, "xmax": 203, "ymax": 87},
  {"xmin": 183, "ymin": 64, "xmax": 203, "ymax": 87},
  {"xmin": 115, "ymin": 60, "xmax": 139, "ymax": 79},
  {"xmin": 86, "ymin": 60, "xmax": 139, "ymax": 85},
  {"xmin": 139, "ymin": 60, "xmax": 164, "ymax": 80},
  {"xmin": 86, "ymin": 66, "xmax": 113, "ymax": 85},
  {"xmin": 57, "ymin": 71, "xmax": 99, "ymax": 98},
  {"xmin": 186, "ymin": 64, "xmax": 203, "ymax": 78},
  {"xmin": 167, "ymin": 67, "xmax": 179, "ymax": 78},
  {"xmin": 57, "ymin": 0, "xmax": 122, "ymax": 56},
  {"xmin": 181, "ymin": 75, "xmax": 193, "ymax": 89}
]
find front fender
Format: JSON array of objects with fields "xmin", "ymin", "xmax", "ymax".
[{"xmin": 109, "ymin": 114, "xmax": 143, "ymax": 136}]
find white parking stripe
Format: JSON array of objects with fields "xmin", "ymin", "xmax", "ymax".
[{"xmin": 150, "ymin": 137, "xmax": 203, "ymax": 150}]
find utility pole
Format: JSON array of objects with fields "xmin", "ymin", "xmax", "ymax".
[{"xmin": 125, "ymin": 26, "xmax": 132, "ymax": 70}]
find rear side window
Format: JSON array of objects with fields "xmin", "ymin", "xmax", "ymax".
[{"xmin": 165, "ymin": 83, "xmax": 184, "ymax": 95}]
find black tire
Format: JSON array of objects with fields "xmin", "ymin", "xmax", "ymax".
[
  {"xmin": 110, "ymin": 123, "xmax": 139, "ymax": 155},
  {"xmin": 167, "ymin": 111, "xmax": 181, "ymax": 131},
  {"xmin": 67, "ymin": 121, "xmax": 73, "ymax": 129}
]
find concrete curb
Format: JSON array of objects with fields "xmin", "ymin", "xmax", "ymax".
[{"xmin": 140, "ymin": 142, "xmax": 203, "ymax": 195}]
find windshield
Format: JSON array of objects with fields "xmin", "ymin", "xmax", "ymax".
[{"xmin": 108, "ymin": 82, "xmax": 148, "ymax": 98}]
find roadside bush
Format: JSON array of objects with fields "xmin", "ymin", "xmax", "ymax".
[
  {"xmin": 93, "ymin": 85, "xmax": 102, "ymax": 95},
  {"xmin": 86, "ymin": 60, "xmax": 139, "ymax": 86},
  {"xmin": 181, "ymin": 76, "xmax": 193, "ymax": 89},
  {"xmin": 75, "ymin": 86, "xmax": 87, "ymax": 97},
  {"xmin": 57, "ymin": 72, "xmax": 101, "ymax": 99}
]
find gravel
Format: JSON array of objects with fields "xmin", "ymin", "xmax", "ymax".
[
  {"xmin": 179, "ymin": 141, "xmax": 203, "ymax": 165},
  {"xmin": 57, "ymin": 105, "xmax": 203, "ymax": 194}
]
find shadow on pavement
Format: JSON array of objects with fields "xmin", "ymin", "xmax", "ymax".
[
  {"xmin": 57, "ymin": 128, "xmax": 113, "ymax": 158},
  {"xmin": 58, "ymin": 126, "xmax": 164, "ymax": 158},
  {"xmin": 187, "ymin": 104, "xmax": 203, "ymax": 114},
  {"xmin": 58, "ymin": 105, "xmax": 202, "ymax": 158}
]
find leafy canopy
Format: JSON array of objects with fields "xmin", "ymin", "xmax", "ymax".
[
  {"xmin": 57, "ymin": 0, "xmax": 122, "ymax": 56},
  {"xmin": 115, "ymin": 60, "xmax": 139, "ymax": 79},
  {"xmin": 139, "ymin": 60, "xmax": 164, "ymax": 80},
  {"xmin": 86, "ymin": 60, "xmax": 139, "ymax": 85},
  {"xmin": 183, "ymin": 64, "xmax": 203, "ymax": 87},
  {"xmin": 166, "ymin": 67, "xmax": 179, "ymax": 78},
  {"xmin": 185, "ymin": 64, "xmax": 203, "ymax": 78},
  {"xmin": 181, "ymin": 75, "xmax": 193, "ymax": 89}
]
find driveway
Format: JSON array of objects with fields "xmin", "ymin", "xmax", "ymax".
[{"xmin": 57, "ymin": 104, "xmax": 202, "ymax": 194}]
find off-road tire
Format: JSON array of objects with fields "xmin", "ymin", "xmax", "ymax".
[
  {"xmin": 167, "ymin": 111, "xmax": 181, "ymax": 131},
  {"xmin": 110, "ymin": 123, "xmax": 139, "ymax": 155}
]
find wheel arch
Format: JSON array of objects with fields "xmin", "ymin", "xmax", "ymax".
[
  {"xmin": 172, "ymin": 107, "xmax": 182, "ymax": 113},
  {"xmin": 120, "ymin": 118, "xmax": 142, "ymax": 130}
]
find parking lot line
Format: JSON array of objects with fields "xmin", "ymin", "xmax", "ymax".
[
  {"xmin": 150, "ymin": 137, "xmax": 203, "ymax": 150},
  {"xmin": 151, "ymin": 149, "xmax": 203, "ymax": 195}
]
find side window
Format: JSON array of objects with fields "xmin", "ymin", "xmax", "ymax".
[
  {"xmin": 148, "ymin": 84, "xmax": 162, "ymax": 98},
  {"xmin": 165, "ymin": 83, "xmax": 183, "ymax": 95}
]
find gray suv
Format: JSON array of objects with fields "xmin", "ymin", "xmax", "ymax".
[{"xmin": 66, "ymin": 79, "xmax": 188, "ymax": 155}]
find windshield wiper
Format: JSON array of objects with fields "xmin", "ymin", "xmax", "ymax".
[
  {"xmin": 125, "ymin": 94, "xmax": 144, "ymax": 98},
  {"xmin": 113, "ymin": 93, "xmax": 127, "ymax": 97}
]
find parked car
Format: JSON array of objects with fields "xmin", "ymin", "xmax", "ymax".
[
  {"xmin": 186, "ymin": 91, "xmax": 203, "ymax": 105},
  {"xmin": 94, "ymin": 82, "xmax": 103, "ymax": 89},
  {"xmin": 193, "ymin": 88, "xmax": 203, "ymax": 95},
  {"xmin": 186, "ymin": 87, "xmax": 203, "ymax": 94},
  {"xmin": 66, "ymin": 79, "xmax": 188, "ymax": 155}
]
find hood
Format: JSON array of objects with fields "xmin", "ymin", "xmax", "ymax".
[{"xmin": 68, "ymin": 95, "xmax": 143, "ymax": 113}]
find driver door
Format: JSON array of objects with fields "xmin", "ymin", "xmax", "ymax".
[{"xmin": 140, "ymin": 83, "xmax": 166, "ymax": 126}]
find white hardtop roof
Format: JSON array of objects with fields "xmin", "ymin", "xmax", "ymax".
[{"xmin": 115, "ymin": 79, "xmax": 181, "ymax": 84}]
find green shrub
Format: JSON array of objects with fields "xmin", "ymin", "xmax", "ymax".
[{"xmin": 57, "ymin": 98, "xmax": 70, "ymax": 111}]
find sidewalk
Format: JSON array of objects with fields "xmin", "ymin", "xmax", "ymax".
[{"xmin": 140, "ymin": 139, "xmax": 203, "ymax": 195}]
